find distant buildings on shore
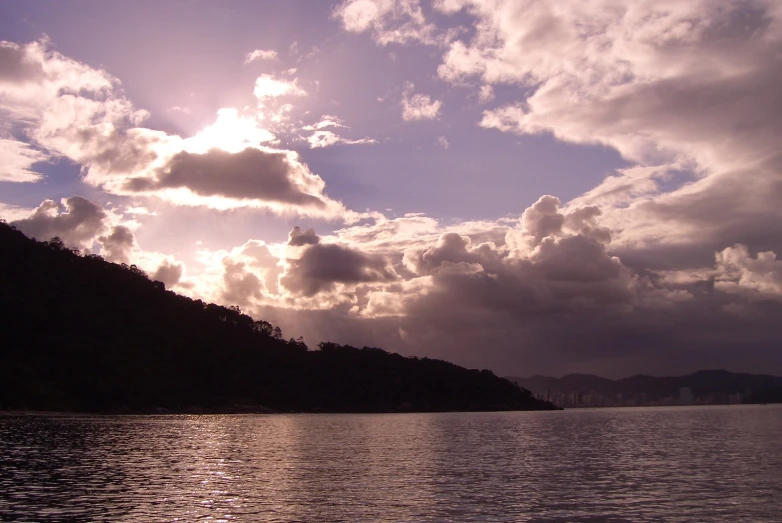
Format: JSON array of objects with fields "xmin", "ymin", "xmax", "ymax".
[{"xmin": 535, "ymin": 388, "xmax": 745, "ymax": 408}]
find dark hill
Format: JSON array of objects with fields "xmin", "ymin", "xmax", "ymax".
[{"xmin": 0, "ymin": 221, "xmax": 555, "ymax": 413}]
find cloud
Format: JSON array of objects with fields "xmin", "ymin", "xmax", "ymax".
[
  {"xmin": 334, "ymin": 0, "xmax": 447, "ymax": 46},
  {"xmin": 167, "ymin": 106, "xmax": 191, "ymax": 115},
  {"xmin": 1, "ymin": 40, "xmax": 357, "ymax": 220},
  {"xmin": 401, "ymin": 82, "xmax": 442, "ymax": 120},
  {"xmin": 8, "ymin": 196, "xmax": 191, "ymax": 291},
  {"xmin": 714, "ymin": 244, "xmax": 782, "ymax": 304},
  {"xmin": 300, "ymin": 115, "xmax": 377, "ymax": 148},
  {"xmin": 129, "ymin": 195, "xmax": 781, "ymax": 376},
  {"xmin": 281, "ymin": 227, "xmax": 398, "ymax": 297},
  {"xmin": 221, "ymin": 258, "xmax": 265, "ymax": 307},
  {"xmin": 0, "ymin": 202, "xmax": 35, "ymax": 222},
  {"xmin": 437, "ymin": 136, "xmax": 449, "ymax": 149},
  {"xmin": 477, "ymin": 84, "xmax": 493, "ymax": 103},
  {"xmin": 288, "ymin": 226, "xmax": 320, "ymax": 247},
  {"xmin": 262, "ymin": 197, "xmax": 782, "ymax": 376},
  {"xmin": 10, "ymin": 196, "xmax": 109, "ymax": 250},
  {"xmin": 98, "ymin": 225, "xmax": 136, "ymax": 264},
  {"xmin": 253, "ymin": 74, "xmax": 306, "ymax": 102},
  {"xmin": 0, "ymin": 138, "xmax": 48, "ymax": 182},
  {"xmin": 0, "ymin": 40, "xmax": 45, "ymax": 83},
  {"xmin": 244, "ymin": 49, "xmax": 279, "ymax": 64},
  {"xmin": 152, "ymin": 260, "xmax": 184, "ymax": 288},
  {"xmin": 306, "ymin": 130, "xmax": 377, "ymax": 148},
  {"xmin": 427, "ymin": 1, "xmax": 782, "ymax": 254},
  {"xmin": 302, "ymin": 115, "xmax": 347, "ymax": 131},
  {"xmin": 125, "ymin": 147, "xmax": 333, "ymax": 210}
]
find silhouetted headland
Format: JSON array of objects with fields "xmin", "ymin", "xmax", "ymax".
[{"xmin": 0, "ymin": 221, "xmax": 556, "ymax": 413}]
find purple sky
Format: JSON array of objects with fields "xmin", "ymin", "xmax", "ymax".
[{"xmin": 2, "ymin": 1, "xmax": 782, "ymax": 378}]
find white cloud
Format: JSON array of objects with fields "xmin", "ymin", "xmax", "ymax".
[
  {"xmin": 420, "ymin": 1, "xmax": 782, "ymax": 252},
  {"xmin": 401, "ymin": 82, "xmax": 442, "ymax": 120},
  {"xmin": 0, "ymin": 138, "xmax": 47, "ymax": 182},
  {"xmin": 0, "ymin": 202, "xmax": 35, "ymax": 222},
  {"xmin": 437, "ymin": 136, "xmax": 449, "ymax": 149},
  {"xmin": 302, "ymin": 115, "xmax": 348, "ymax": 131},
  {"xmin": 0, "ymin": 40, "xmax": 360, "ymax": 221},
  {"xmin": 714, "ymin": 244, "xmax": 782, "ymax": 303},
  {"xmin": 306, "ymin": 130, "xmax": 377, "ymax": 149},
  {"xmin": 244, "ymin": 49, "xmax": 279, "ymax": 64},
  {"xmin": 477, "ymin": 84, "xmax": 494, "ymax": 103},
  {"xmin": 167, "ymin": 106, "xmax": 191, "ymax": 115},
  {"xmin": 253, "ymin": 74, "xmax": 307, "ymax": 102},
  {"xmin": 334, "ymin": 0, "xmax": 447, "ymax": 46}
]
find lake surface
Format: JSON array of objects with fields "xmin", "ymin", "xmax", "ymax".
[{"xmin": 1, "ymin": 405, "xmax": 781, "ymax": 522}]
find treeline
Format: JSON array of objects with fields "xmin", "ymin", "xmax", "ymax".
[{"xmin": 0, "ymin": 221, "xmax": 555, "ymax": 413}]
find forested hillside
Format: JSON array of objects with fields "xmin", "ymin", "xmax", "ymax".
[{"xmin": 0, "ymin": 221, "xmax": 555, "ymax": 413}]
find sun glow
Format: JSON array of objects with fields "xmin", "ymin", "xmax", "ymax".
[{"xmin": 184, "ymin": 108, "xmax": 277, "ymax": 154}]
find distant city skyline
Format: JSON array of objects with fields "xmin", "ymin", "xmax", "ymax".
[{"xmin": 511, "ymin": 369, "xmax": 782, "ymax": 408}]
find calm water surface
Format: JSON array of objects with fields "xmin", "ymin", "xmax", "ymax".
[{"xmin": 1, "ymin": 405, "xmax": 781, "ymax": 522}]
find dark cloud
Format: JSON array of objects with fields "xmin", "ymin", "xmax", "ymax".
[
  {"xmin": 152, "ymin": 260, "xmax": 184, "ymax": 288},
  {"xmin": 11, "ymin": 196, "xmax": 108, "ymax": 250},
  {"xmin": 288, "ymin": 226, "xmax": 320, "ymax": 246},
  {"xmin": 221, "ymin": 258, "xmax": 264, "ymax": 307},
  {"xmin": 127, "ymin": 148, "xmax": 327, "ymax": 208},
  {"xmin": 281, "ymin": 228, "xmax": 397, "ymax": 297},
  {"xmin": 98, "ymin": 225, "xmax": 135, "ymax": 264},
  {"xmin": 253, "ymin": 278, "xmax": 782, "ymax": 378}
]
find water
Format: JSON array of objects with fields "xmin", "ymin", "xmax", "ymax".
[{"xmin": 1, "ymin": 405, "xmax": 781, "ymax": 522}]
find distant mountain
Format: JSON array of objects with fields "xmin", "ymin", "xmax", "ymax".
[
  {"xmin": 507, "ymin": 370, "xmax": 782, "ymax": 404},
  {"xmin": 0, "ymin": 221, "xmax": 556, "ymax": 413}
]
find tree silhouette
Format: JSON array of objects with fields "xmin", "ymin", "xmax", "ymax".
[{"xmin": 0, "ymin": 221, "xmax": 556, "ymax": 413}]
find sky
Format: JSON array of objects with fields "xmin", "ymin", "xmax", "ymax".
[{"xmin": 2, "ymin": 0, "xmax": 782, "ymax": 378}]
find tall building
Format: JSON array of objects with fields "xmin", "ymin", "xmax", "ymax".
[{"xmin": 679, "ymin": 387, "xmax": 694, "ymax": 405}]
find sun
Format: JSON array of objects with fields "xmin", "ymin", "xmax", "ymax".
[{"xmin": 184, "ymin": 108, "xmax": 276, "ymax": 154}]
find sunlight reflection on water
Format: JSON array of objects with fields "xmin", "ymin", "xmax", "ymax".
[{"xmin": 1, "ymin": 405, "xmax": 781, "ymax": 522}]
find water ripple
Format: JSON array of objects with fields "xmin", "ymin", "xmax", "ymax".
[{"xmin": 1, "ymin": 405, "xmax": 781, "ymax": 522}]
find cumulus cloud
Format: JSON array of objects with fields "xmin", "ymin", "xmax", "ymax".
[
  {"xmin": 278, "ymin": 196, "xmax": 775, "ymax": 376},
  {"xmin": 149, "ymin": 194, "xmax": 781, "ymax": 376},
  {"xmin": 714, "ymin": 244, "xmax": 782, "ymax": 304},
  {"xmin": 0, "ymin": 40, "xmax": 356, "ymax": 220},
  {"xmin": 98, "ymin": 225, "xmax": 136, "ymax": 264},
  {"xmin": 221, "ymin": 258, "xmax": 265, "ymax": 307},
  {"xmin": 281, "ymin": 227, "xmax": 398, "ymax": 297},
  {"xmin": 244, "ymin": 49, "xmax": 279, "ymax": 64},
  {"xmin": 8, "ymin": 195, "xmax": 191, "ymax": 292},
  {"xmin": 152, "ymin": 260, "xmax": 184, "ymax": 288},
  {"xmin": 11, "ymin": 196, "xmax": 109, "ymax": 250},
  {"xmin": 427, "ymin": 1, "xmax": 782, "ymax": 252},
  {"xmin": 288, "ymin": 226, "xmax": 320, "ymax": 247},
  {"xmin": 401, "ymin": 82, "xmax": 442, "ymax": 120},
  {"xmin": 332, "ymin": 2, "xmax": 782, "ymax": 269},
  {"xmin": 125, "ymin": 147, "xmax": 332, "ymax": 211}
]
